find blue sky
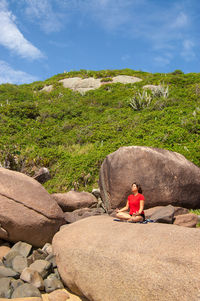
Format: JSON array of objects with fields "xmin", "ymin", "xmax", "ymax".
[{"xmin": 0, "ymin": 0, "xmax": 200, "ymax": 84}]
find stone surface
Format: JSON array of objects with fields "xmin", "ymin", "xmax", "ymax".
[
  {"xmin": 20, "ymin": 268, "xmax": 44, "ymax": 290},
  {"xmin": 10, "ymin": 279, "xmax": 24, "ymax": 290},
  {"xmin": 11, "ymin": 283, "xmax": 41, "ymax": 298},
  {"xmin": 3, "ymin": 250, "xmax": 21, "ymax": 268},
  {"xmin": 0, "ymin": 277, "xmax": 12, "ymax": 298},
  {"xmin": 29, "ymin": 260, "xmax": 52, "ymax": 279},
  {"xmin": 12, "ymin": 255, "xmax": 28, "ymax": 273},
  {"xmin": 173, "ymin": 207, "xmax": 189, "ymax": 216},
  {"xmin": 11, "ymin": 241, "xmax": 32, "ymax": 258},
  {"xmin": 0, "ymin": 167, "xmax": 65, "ymax": 247},
  {"xmin": 53, "ymin": 215, "xmax": 200, "ymax": 301},
  {"xmin": 44, "ymin": 273, "xmax": 64, "ymax": 293},
  {"xmin": 0, "ymin": 246, "xmax": 10, "ymax": 260},
  {"xmin": 64, "ymin": 208, "xmax": 105, "ymax": 223},
  {"xmin": 0, "ymin": 266, "xmax": 19, "ymax": 278},
  {"xmin": 99, "ymin": 146, "xmax": 200, "ymax": 210},
  {"xmin": 112, "ymin": 75, "xmax": 142, "ymax": 84},
  {"xmin": 174, "ymin": 213, "xmax": 198, "ymax": 227},
  {"xmin": 42, "ymin": 243, "xmax": 53, "ymax": 255},
  {"xmin": 52, "ymin": 191, "xmax": 97, "ymax": 212},
  {"xmin": 48, "ymin": 289, "xmax": 70, "ymax": 301}
]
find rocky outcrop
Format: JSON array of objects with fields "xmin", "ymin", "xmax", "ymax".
[
  {"xmin": 99, "ymin": 146, "xmax": 200, "ymax": 210},
  {"xmin": 53, "ymin": 215, "xmax": 200, "ymax": 301},
  {"xmin": 52, "ymin": 191, "xmax": 98, "ymax": 212},
  {"xmin": 0, "ymin": 168, "xmax": 65, "ymax": 247},
  {"xmin": 40, "ymin": 76, "xmax": 142, "ymax": 94}
]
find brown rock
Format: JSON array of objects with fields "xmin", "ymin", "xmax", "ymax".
[
  {"xmin": 0, "ymin": 167, "xmax": 65, "ymax": 247},
  {"xmin": 53, "ymin": 215, "xmax": 200, "ymax": 301},
  {"xmin": 99, "ymin": 146, "xmax": 200, "ymax": 210},
  {"xmin": 52, "ymin": 191, "xmax": 97, "ymax": 212},
  {"xmin": 48, "ymin": 289, "xmax": 70, "ymax": 301},
  {"xmin": 0, "ymin": 246, "xmax": 10, "ymax": 260},
  {"xmin": 174, "ymin": 213, "xmax": 198, "ymax": 227}
]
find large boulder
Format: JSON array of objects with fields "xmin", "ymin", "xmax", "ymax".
[
  {"xmin": 53, "ymin": 215, "xmax": 200, "ymax": 301},
  {"xmin": 52, "ymin": 191, "xmax": 97, "ymax": 212},
  {"xmin": 99, "ymin": 146, "xmax": 200, "ymax": 210},
  {"xmin": 0, "ymin": 168, "xmax": 65, "ymax": 247}
]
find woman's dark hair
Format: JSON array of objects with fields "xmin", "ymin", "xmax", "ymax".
[{"xmin": 131, "ymin": 182, "xmax": 142, "ymax": 193}]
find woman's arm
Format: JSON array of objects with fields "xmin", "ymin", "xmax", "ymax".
[
  {"xmin": 136, "ymin": 200, "xmax": 145, "ymax": 215},
  {"xmin": 116, "ymin": 201, "xmax": 129, "ymax": 213}
]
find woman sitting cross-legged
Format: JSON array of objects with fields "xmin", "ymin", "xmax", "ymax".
[{"xmin": 116, "ymin": 182, "xmax": 145, "ymax": 222}]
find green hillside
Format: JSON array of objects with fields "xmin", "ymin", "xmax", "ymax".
[{"xmin": 0, "ymin": 69, "xmax": 200, "ymax": 195}]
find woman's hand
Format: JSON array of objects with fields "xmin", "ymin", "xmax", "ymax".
[{"xmin": 116, "ymin": 208, "xmax": 120, "ymax": 213}]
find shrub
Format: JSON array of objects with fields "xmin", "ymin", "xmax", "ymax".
[{"xmin": 129, "ymin": 91, "xmax": 152, "ymax": 111}]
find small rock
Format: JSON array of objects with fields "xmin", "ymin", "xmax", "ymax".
[
  {"xmin": 3, "ymin": 250, "xmax": 21, "ymax": 268},
  {"xmin": 12, "ymin": 255, "xmax": 28, "ymax": 273},
  {"xmin": 29, "ymin": 259, "xmax": 52, "ymax": 279},
  {"xmin": 28, "ymin": 249, "xmax": 47, "ymax": 262},
  {"xmin": 44, "ymin": 273, "xmax": 64, "ymax": 293},
  {"xmin": 11, "ymin": 283, "xmax": 41, "ymax": 298},
  {"xmin": 20, "ymin": 267, "xmax": 44, "ymax": 290},
  {"xmin": 42, "ymin": 243, "xmax": 53, "ymax": 255},
  {"xmin": 174, "ymin": 213, "xmax": 198, "ymax": 228},
  {"xmin": 11, "ymin": 241, "xmax": 32, "ymax": 258},
  {"xmin": 0, "ymin": 245, "xmax": 10, "ymax": 260},
  {"xmin": 11, "ymin": 278, "xmax": 24, "ymax": 290},
  {"xmin": 45, "ymin": 253, "xmax": 57, "ymax": 268},
  {"xmin": 0, "ymin": 266, "xmax": 19, "ymax": 278},
  {"xmin": 48, "ymin": 289, "xmax": 70, "ymax": 301},
  {"xmin": 0, "ymin": 277, "xmax": 12, "ymax": 298},
  {"xmin": 33, "ymin": 167, "xmax": 51, "ymax": 184}
]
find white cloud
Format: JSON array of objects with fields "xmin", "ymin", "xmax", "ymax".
[
  {"xmin": 22, "ymin": 0, "xmax": 64, "ymax": 33},
  {"xmin": 0, "ymin": 1, "xmax": 43, "ymax": 59},
  {"xmin": 0, "ymin": 60, "xmax": 38, "ymax": 84}
]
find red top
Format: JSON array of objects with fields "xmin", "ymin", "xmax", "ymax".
[{"xmin": 128, "ymin": 193, "xmax": 145, "ymax": 215}]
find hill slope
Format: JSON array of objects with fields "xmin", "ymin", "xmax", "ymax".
[{"xmin": 0, "ymin": 69, "xmax": 199, "ymax": 194}]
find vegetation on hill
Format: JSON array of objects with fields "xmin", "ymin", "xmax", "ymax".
[{"xmin": 0, "ymin": 69, "xmax": 200, "ymax": 198}]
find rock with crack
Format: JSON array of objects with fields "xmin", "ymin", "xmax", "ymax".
[{"xmin": 0, "ymin": 168, "xmax": 65, "ymax": 247}]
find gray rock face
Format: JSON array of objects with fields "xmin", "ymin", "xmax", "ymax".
[
  {"xmin": 0, "ymin": 167, "xmax": 65, "ymax": 247},
  {"xmin": 99, "ymin": 146, "xmax": 200, "ymax": 210},
  {"xmin": 53, "ymin": 215, "xmax": 200, "ymax": 301},
  {"xmin": 11, "ymin": 283, "xmax": 41, "ymax": 298}
]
